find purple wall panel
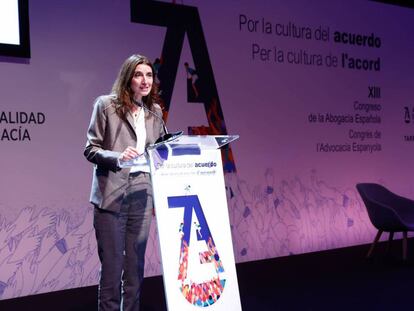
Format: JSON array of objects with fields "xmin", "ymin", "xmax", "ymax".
[{"xmin": 0, "ymin": 0, "xmax": 413, "ymax": 299}]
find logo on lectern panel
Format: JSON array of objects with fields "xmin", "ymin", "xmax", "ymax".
[{"xmin": 168, "ymin": 195, "xmax": 226, "ymax": 307}]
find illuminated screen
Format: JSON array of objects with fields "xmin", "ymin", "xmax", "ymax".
[{"xmin": 0, "ymin": 0, "xmax": 30, "ymax": 58}]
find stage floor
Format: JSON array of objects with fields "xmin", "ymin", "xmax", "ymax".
[{"xmin": 2, "ymin": 239, "xmax": 414, "ymax": 310}]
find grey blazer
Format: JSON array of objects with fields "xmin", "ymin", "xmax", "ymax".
[{"xmin": 84, "ymin": 95, "xmax": 165, "ymax": 212}]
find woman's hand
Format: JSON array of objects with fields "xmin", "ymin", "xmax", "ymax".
[{"xmin": 119, "ymin": 146, "xmax": 140, "ymax": 161}]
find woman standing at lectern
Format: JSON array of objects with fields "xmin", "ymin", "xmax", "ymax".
[{"xmin": 84, "ymin": 54, "xmax": 165, "ymax": 310}]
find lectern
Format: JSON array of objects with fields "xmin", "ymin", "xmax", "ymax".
[{"xmin": 147, "ymin": 135, "xmax": 241, "ymax": 310}]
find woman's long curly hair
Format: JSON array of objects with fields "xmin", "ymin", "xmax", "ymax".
[{"xmin": 111, "ymin": 54, "xmax": 162, "ymax": 119}]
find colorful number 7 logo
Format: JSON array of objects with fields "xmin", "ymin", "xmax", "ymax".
[{"xmin": 168, "ymin": 195, "xmax": 226, "ymax": 307}]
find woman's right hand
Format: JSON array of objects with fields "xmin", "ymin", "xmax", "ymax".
[{"xmin": 119, "ymin": 146, "xmax": 140, "ymax": 161}]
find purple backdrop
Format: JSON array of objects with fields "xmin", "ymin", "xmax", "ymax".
[{"xmin": 0, "ymin": 0, "xmax": 413, "ymax": 299}]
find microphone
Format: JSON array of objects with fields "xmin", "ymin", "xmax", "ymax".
[
  {"xmin": 137, "ymin": 101, "xmax": 169, "ymax": 134},
  {"xmin": 137, "ymin": 101, "xmax": 183, "ymax": 145}
]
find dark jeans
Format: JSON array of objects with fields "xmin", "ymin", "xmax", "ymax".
[{"xmin": 94, "ymin": 172, "xmax": 153, "ymax": 311}]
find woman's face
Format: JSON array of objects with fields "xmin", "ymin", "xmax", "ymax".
[{"xmin": 131, "ymin": 63, "xmax": 153, "ymax": 102}]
